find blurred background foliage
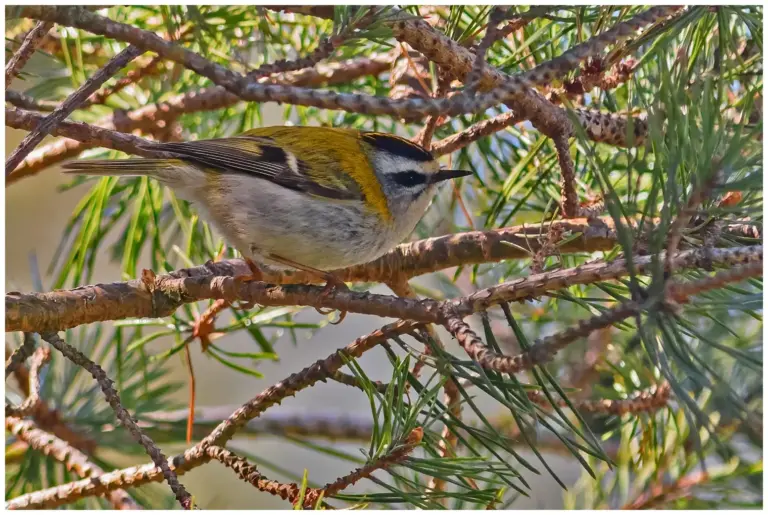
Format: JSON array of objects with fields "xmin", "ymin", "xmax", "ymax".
[{"xmin": 5, "ymin": 5, "xmax": 762, "ymax": 509}]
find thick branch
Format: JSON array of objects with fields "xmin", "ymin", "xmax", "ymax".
[
  {"xmin": 4, "ymin": 217, "xmax": 615, "ymax": 332},
  {"xmin": 7, "ymin": 243, "xmax": 761, "ymax": 335}
]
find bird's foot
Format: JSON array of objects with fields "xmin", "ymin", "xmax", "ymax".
[
  {"xmin": 229, "ymin": 258, "xmax": 263, "ymax": 310},
  {"xmin": 316, "ymin": 273, "xmax": 349, "ymax": 325}
]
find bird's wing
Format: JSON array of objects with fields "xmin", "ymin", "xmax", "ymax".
[{"xmin": 144, "ymin": 136, "xmax": 363, "ymax": 201}]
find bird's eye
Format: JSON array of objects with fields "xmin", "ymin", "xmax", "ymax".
[{"xmin": 393, "ymin": 171, "xmax": 426, "ymax": 188}]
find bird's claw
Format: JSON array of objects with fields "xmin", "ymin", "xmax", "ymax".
[{"xmin": 315, "ymin": 274, "xmax": 349, "ymax": 324}]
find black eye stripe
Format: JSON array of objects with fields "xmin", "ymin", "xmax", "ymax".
[{"xmin": 393, "ymin": 171, "xmax": 427, "ymax": 187}]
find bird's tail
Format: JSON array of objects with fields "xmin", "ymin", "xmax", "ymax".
[{"xmin": 61, "ymin": 158, "xmax": 188, "ymax": 181}]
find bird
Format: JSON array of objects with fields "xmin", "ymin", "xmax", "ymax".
[{"xmin": 62, "ymin": 126, "xmax": 472, "ymax": 292}]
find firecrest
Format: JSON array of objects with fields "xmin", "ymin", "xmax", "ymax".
[{"xmin": 62, "ymin": 126, "xmax": 471, "ymax": 285}]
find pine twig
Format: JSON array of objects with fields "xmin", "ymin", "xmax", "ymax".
[
  {"xmin": 39, "ymin": 331, "xmax": 193, "ymax": 510},
  {"xmin": 5, "ymin": 45, "xmax": 145, "ymax": 175},
  {"xmin": 554, "ymin": 132, "xmax": 580, "ymax": 218},
  {"xmin": 665, "ymin": 261, "xmax": 764, "ymax": 305},
  {"xmin": 5, "ymin": 346, "xmax": 50, "ymax": 417},
  {"xmin": 6, "ymin": 332, "xmax": 37, "ymax": 379},
  {"xmin": 5, "ymin": 20, "xmax": 53, "ymax": 88},
  {"xmin": 203, "ymin": 446, "xmax": 318, "ymax": 506},
  {"xmin": 5, "ymin": 90, "xmax": 59, "ymax": 111},
  {"xmin": 446, "ymin": 253, "xmax": 762, "ymax": 376},
  {"xmin": 330, "ymin": 370, "xmax": 389, "ymax": 394},
  {"xmin": 465, "ymin": 7, "xmax": 508, "ymax": 94},
  {"xmin": 5, "ymin": 445, "xmax": 211, "ymax": 510},
  {"xmin": 444, "ymin": 301, "xmax": 640, "ymax": 375},
  {"xmin": 526, "ymin": 381, "xmax": 671, "ymax": 416},
  {"xmin": 514, "ymin": 6, "xmax": 683, "ymax": 89},
  {"xmin": 665, "ymin": 169, "xmax": 720, "ymax": 272},
  {"xmin": 143, "ymin": 407, "xmax": 375, "ymax": 441},
  {"xmin": 386, "ymin": 279, "xmax": 463, "ymax": 499},
  {"xmin": 318, "ymin": 427, "xmax": 423, "ymax": 505},
  {"xmin": 6, "ymin": 106, "xmax": 159, "ymax": 159},
  {"xmin": 431, "ymin": 111, "xmax": 524, "ymax": 156},
  {"xmin": 5, "ymin": 417, "xmax": 139, "ymax": 510},
  {"xmin": 5, "ymin": 343, "xmax": 98, "ymax": 454},
  {"xmin": 83, "ymin": 54, "xmax": 164, "ymax": 107},
  {"xmin": 622, "ymin": 469, "xmax": 710, "ymax": 509}
]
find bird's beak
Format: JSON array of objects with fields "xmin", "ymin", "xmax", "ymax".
[{"xmin": 429, "ymin": 169, "xmax": 473, "ymax": 184}]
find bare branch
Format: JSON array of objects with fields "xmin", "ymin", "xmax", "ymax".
[
  {"xmin": 39, "ymin": 331, "xmax": 193, "ymax": 510},
  {"xmin": 6, "ymin": 333, "xmax": 36, "ymax": 379},
  {"xmin": 5, "ymin": 21, "xmax": 53, "ymax": 88},
  {"xmin": 5, "ymin": 417, "xmax": 139, "ymax": 510},
  {"xmin": 5, "ymin": 346, "xmax": 49, "ymax": 417},
  {"xmin": 5, "ymin": 90, "xmax": 58, "ymax": 111},
  {"xmin": 5, "ymin": 45, "xmax": 145, "ymax": 175}
]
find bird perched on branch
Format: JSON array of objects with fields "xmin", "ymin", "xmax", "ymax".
[{"xmin": 63, "ymin": 126, "xmax": 472, "ymax": 293}]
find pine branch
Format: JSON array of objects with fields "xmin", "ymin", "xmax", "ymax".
[
  {"xmin": 8, "ymin": 244, "xmax": 761, "ymax": 333},
  {"xmin": 445, "ymin": 257, "xmax": 762, "ymax": 376},
  {"xmin": 5, "ymin": 320, "xmax": 419, "ymax": 509},
  {"xmin": 15, "ymin": 6, "xmax": 668, "ymax": 146},
  {"xmin": 6, "ymin": 52, "xmax": 395, "ymax": 184}
]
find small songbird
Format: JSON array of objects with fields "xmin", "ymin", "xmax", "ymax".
[{"xmin": 62, "ymin": 126, "xmax": 472, "ymax": 288}]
